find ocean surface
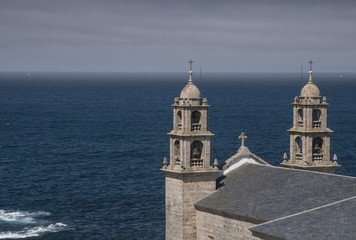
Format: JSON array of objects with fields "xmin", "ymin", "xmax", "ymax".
[{"xmin": 0, "ymin": 72, "xmax": 355, "ymax": 239}]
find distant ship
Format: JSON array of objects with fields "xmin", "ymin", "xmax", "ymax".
[
  {"xmin": 339, "ymin": 74, "xmax": 343, "ymax": 78},
  {"xmin": 27, "ymin": 73, "xmax": 31, "ymax": 77}
]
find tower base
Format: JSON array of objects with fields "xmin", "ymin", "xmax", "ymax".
[{"xmin": 161, "ymin": 168, "xmax": 219, "ymax": 240}]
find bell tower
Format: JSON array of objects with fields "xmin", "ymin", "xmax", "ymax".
[
  {"xmin": 281, "ymin": 61, "xmax": 340, "ymax": 173},
  {"xmin": 161, "ymin": 61, "xmax": 219, "ymax": 240}
]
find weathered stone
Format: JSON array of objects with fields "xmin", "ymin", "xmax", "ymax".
[
  {"xmin": 281, "ymin": 69, "xmax": 340, "ymax": 173},
  {"xmin": 196, "ymin": 210, "xmax": 261, "ymax": 240},
  {"xmin": 162, "ymin": 69, "xmax": 219, "ymax": 240}
]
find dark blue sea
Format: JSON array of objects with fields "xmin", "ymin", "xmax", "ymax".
[{"xmin": 0, "ymin": 72, "xmax": 355, "ymax": 239}]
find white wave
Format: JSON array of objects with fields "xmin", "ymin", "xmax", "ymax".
[
  {"xmin": 0, "ymin": 223, "xmax": 67, "ymax": 239},
  {"xmin": 0, "ymin": 210, "xmax": 50, "ymax": 224}
]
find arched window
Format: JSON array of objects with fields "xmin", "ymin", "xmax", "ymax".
[
  {"xmin": 313, "ymin": 137, "xmax": 323, "ymax": 154},
  {"xmin": 295, "ymin": 137, "xmax": 303, "ymax": 160},
  {"xmin": 174, "ymin": 140, "xmax": 180, "ymax": 165},
  {"xmin": 312, "ymin": 109, "xmax": 321, "ymax": 128},
  {"xmin": 313, "ymin": 137, "xmax": 323, "ymax": 161},
  {"xmin": 297, "ymin": 109, "xmax": 303, "ymax": 127},
  {"xmin": 312, "ymin": 109, "xmax": 321, "ymax": 121},
  {"xmin": 298, "ymin": 109, "xmax": 303, "ymax": 120},
  {"xmin": 191, "ymin": 141, "xmax": 203, "ymax": 166},
  {"xmin": 177, "ymin": 111, "xmax": 182, "ymax": 130},
  {"xmin": 295, "ymin": 137, "xmax": 302, "ymax": 153},
  {"xmin": 191, "ymin": 111, "xmax": 201, "ymax": 131}
]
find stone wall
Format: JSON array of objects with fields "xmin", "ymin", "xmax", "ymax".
[
  {"xmin": 165, "ymin": 172, "xmax": 217, "ymax": 240},
  {"xmin": 166, "ymin": 177, "xmax": 183, "ymax": 240},
  {"xmin": 196, "ymin": 210, "xmax": 262, "ymax": 240}
]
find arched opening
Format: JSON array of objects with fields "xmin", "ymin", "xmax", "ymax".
[
  {"xmin": 298, "ymin": 109, "xmax": 303, "ymax": 127},
  {"xmin": 298, "ymin": 109, "xmax": 303, "ymax": 120},
  {"xmin": 312, "ymin": 109, "xmax": 321, "ymax": 128},
  {"xmin": 312, "ymin": 109, "xmax": 321, "ymax": 121},
  {"xmin": 313, "ymin": 137, "xmax": 323, "ymax": 161},
  {"xmin": 295, "ymin": 137, "xmax": 302, "ymax": 153},
  {"xmin": 191, "ymin": 111, "xmax": 201, "ymax": 131},
  {"xmin": 174, "ymin": 140, "xmax": 180, "ymax": 165},
  {"xmin": 191, "ymin": 141, "xmax": 203, "ymax": 166},
  {"xmin": 177, "ymin": 111, "xmax": 182, "ymax": 130},
  {"xmin": 295, "ymin": 137, "xmax": 302, "ymax": 160}
]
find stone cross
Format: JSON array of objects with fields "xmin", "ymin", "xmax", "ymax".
[
  {"xmin": 309, "ymin": 60, "xmax": 314, "ymax": 71},
  {"xmin": 239, "ymin": 132, "xmax": 247, "ymax": 147},
  {"xmin": 188, "ymin": 59, "xmax": 194, "ymax": 71}
]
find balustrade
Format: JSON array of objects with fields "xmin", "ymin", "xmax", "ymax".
[
  {"xmin": 191, "ymin": 158, "xmax": 203, "ymax": 167},
  {"xmin": 295, "ymin": 153, "xmax": 303, "ymax": 161},
  {"xmin": 191, "ymin": 123, "xmax": 201, "ymax": 132},
  {"xmin": 298, "ymin": 121, "xmax": 303, "ymax": 127},
  {"xmin": 313, "ymin": 153, "xmax": 323, "ymax": 161},
  {"xmin": 312, "ymin": 121, "xmax": 321, "ymax": 128}
]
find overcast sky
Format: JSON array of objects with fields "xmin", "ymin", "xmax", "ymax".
[{"xmin": 0, "ymin": 0, "xmax": 355, "ymax": 72}]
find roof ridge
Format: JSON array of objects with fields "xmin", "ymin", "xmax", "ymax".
[
  {"xmin": 249, "ymin": 195, "xmax": 356, "ymax": 230},
  {"xmin": 258, "ymin": 164, "xmax": 356, "ymax": 180}
]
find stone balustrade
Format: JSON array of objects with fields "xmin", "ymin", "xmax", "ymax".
[
  {"xmin": 191, "ymin": 123, "xmax": 201, "ymax": 131},
  {"xmin": 191, "ymin": 158, "xmax": 203, "ymax": 167},
  {"xmin": 298, "ymin": 120, "xmax": 303, "ymax": 127},
  {"xmin": 312, "ymin": 121, "xmax": 321, "ymax": 128},
  {"xmin": 313, "ymin": 153, "xmax": 323, "ymax": 161}
]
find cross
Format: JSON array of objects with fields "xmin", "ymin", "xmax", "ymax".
[
  {"xmin": 309, "ymin": 60, "xmax": 314, "ymax": 71},
  {"xmin": 188, "ymin": 59, "xmax": 194, "ymax": 71},
  {"xmin": 238, "ymin": 132, "xmax": 247, "ymax": 147}
]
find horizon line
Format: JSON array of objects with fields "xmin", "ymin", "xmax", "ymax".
[{"xmin": 0, "ymin": 71, "xmax": 354, "ymax": 74}]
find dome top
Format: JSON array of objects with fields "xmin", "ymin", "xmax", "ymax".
[
  {"xmin": 180, "ymin": 71, "xmax": 201, "ymax": 99},
  {"xmin": 300, "ymin": 71, "xmax": 320, "ymax": 97}
]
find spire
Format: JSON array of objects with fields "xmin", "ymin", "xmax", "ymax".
[
  {"xmin": 308, "ymin": 60, "xmax": 314, "ymax": 83},
  {"xmin": 188, "ymin": 71, "xmax": 193, "ymax": 85},
  {"xmin": 309, "ymin": 70, "xmax": 313, "ymax": 83},
  {"xmin": 188, "ymin": 59, "xmax": 194, "ymax": 71},
  {"xmin": 301, "ymin": 60, "xmax": 320, "ymax": 97},
  {"xmin": 188, "ymin": 59, "xmax": 194, "ymax": 85}
]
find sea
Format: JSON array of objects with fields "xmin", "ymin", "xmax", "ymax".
[{"xmin": 0, "ymin": 72, "xmax": 355, "ymax": 239}]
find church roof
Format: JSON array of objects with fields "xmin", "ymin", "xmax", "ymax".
[
  {"xmin": 194, "ymin": 163, "xmax": 356, "ymax": 223},
  {"xmin": 250, "ymin": 196, "xmax": 356, "ymax": 240}
]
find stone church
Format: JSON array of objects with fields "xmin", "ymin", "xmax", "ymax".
[{"xmin": 161, "ymin": 63, "xmax": 356, "ymax": 240}]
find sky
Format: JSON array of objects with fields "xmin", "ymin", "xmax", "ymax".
[{"xmin": 0, "ymin": 0, "xmax": 355, "ymax": 72}]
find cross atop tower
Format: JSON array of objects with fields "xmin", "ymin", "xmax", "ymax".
[
  {"xmin": 309, "ymin": 60, "xmax": 314, "ymax": 71},
  {"xmin": 188, "ymin": 59, "xmax": 194, "ymax": 71},
  {"xmin": 239, "ymin": 132, "xmax": 247, "ymax": 147}
]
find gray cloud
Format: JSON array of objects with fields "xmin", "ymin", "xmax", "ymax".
[{"xmin": 0, "ymin": 0, "xmax": 355, "ymax": 72}]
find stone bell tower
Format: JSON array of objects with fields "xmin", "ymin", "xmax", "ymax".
[
  {"xmin": 161, "ymin": 61, "xmax": 219, "ymax": 240},
  {"xmin": 281, "ymin": 61, "xmax": 340, "ymax": 173}
]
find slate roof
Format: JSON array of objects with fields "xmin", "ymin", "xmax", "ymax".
[
  {"xmin": 194, "ymin": 163, "xmax": 356, "ymax": 223},
  {"xmin": 249, "ymin": 196, "xmax": 356, "ymax": 240}
]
